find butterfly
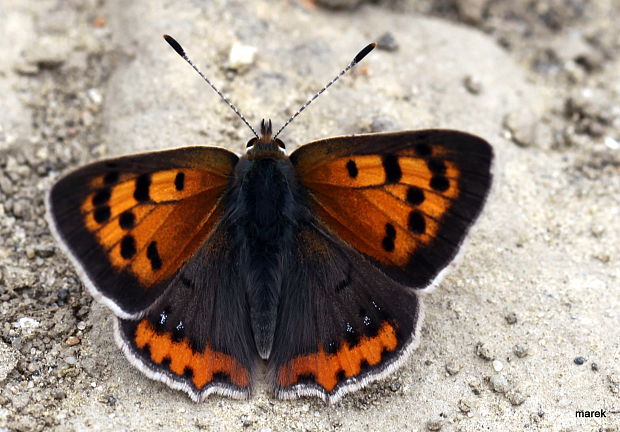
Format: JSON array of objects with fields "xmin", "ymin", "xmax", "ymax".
[{"xmin": 46, "ymin": 35, "xmax": 493, "ymax": 403}]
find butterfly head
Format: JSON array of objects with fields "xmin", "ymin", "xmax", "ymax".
[{"xmin": 246, "ymin": 119, "xmax": 286, "ymax": 159}]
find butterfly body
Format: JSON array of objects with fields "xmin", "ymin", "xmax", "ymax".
[{"xmin": 228, "ymin": 140, "xmax": 309, "ymax": 360}]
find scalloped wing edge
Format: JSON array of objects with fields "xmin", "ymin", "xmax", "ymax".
[
  {"xmin": 274, "ymin": 296, "xmax": 425, "ymax": 404},
  {"xmin": 113, "ymin": 318, "xmax": 251, "ymax": 401}
]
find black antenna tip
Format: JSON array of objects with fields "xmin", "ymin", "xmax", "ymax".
[
  {"xmin": 353, "ymin": 42, "xmax": 377, "ymax": 64},
  {"xmin": 163, "ymin": 34, "xmax": 185, "ymax": 57}
]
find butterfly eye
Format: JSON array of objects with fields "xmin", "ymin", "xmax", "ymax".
[
  {"xmin": 275, "ymin": 138, "xmax": 286, "ymax": 149},
  {"xmin": 246, "ymin": 137, "xmax": 258, "ymax": 148}
]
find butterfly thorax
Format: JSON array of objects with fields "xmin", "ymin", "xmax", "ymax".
[
  {"xmin": 246, "ymin": 118, "xmax": 286, "ymax": 160},
  {"xmin": 227, "ymin": 150, "xmax": 309, "ymax": 359}
]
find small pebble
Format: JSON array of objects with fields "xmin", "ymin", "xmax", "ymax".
[
  {"xmin": 17, "ymin": 317, "xmax": 40, "ymax": 330},
  {"xmin": 26, "ymin": 247, "xmax": 36, "ymax": 260},
  {"xmin": 65, "ymin": 336, "xmax": 80, "ymax": 346},
  {"xmin": 35, "ymin": 245, "xmax": 55, "ymax": 258},
  {"xmin": 506, "ymin": 390, "xmax": 528, "ymax": 406},
  {"xmin": 426, "ymin": 419, "xmax": 443, "ymax": 431},
  {"xmin": 314, "ymin": 0, "xmax": 364, "ymax": 9},
  {"xmin": 574, "ymin": 356, "xmax": 586, "ymax": 365},
  {"xmin": 463, "ymin": 75, "xmax": 482, "ymax": 94},
  {"xmin": 64, "ymin": 356, "xmax": 77, "ymax": 365},
  {"xmin": 604, "ymin": 136, "xmax": 620, "ymax": 150},
  {"xmin": 468, "ymin": 377, "xmax": 482, "ymax": 395},
  {"xmin": 389, "ymin": 381, "xmax": 401, "ymax": 392},
  {"xmin": 458, "ymin": 398, "xmax": 473, "ymax": 413},
  {"xmin": 455, "ymin": 0, "xmax": 486, "ymax": 23},
  {"xmin": 504, "ymin": 312, "xmax": 518, "ymax": 325},
  {"xmin": 591, "ymin": 362, "xmax": 599, "ymax": 371},
  {"xmin": 445, "ymin": 361, "xmax": 461, "ymax": 376},
  {"xmin": 87, "ymin": 88, "xmax": 103, "ymax": 105},
  {"xmin": 377, "ymin": 32, "xmax": 398, "ymax": 52},
  {"xmin": 503, "ymin": 111, "xmax": 537, "ymax": 147},
  {"xmin": 228, "ymin": 42, "xmax": 257, "ymax": 71},
  {"xmin": 241, "ymin": 414, "xmax": 254, "ymax": 427},
  {"xmin": 475, "ymin": 342, "xmax": 494, "ymax": 360},
  {"xmin": 57, "ymin": 288, "xmax": 69, "ymax": 303},
  {"xmin": 489, "ymin": 374, "xmax": 510, "ymax": 393},
  {"xmin": 492, "ymin": 360, "xmax": 504, "ymax": 372},
  {"xmin": 513, "ymin": 344, "xmax": 530, "ymax": 358}
]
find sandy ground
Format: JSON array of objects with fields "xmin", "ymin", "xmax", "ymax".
[{"xmin": 1, "ymin": 0, "xmax": 619, "ymax": 431}]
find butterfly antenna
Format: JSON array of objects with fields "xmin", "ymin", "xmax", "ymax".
[
  {"xmin": 163, "ymin": 34, "xmax": 259, "ymax": 138},
  {"xmin": 273, "ymin": 42, "xmax": 377, "ymax": 140}
]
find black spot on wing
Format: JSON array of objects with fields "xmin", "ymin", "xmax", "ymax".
[
  {"xmin": 94, "ymin": 206, "xmax": 111, "ymax": 223},
  {"xmin": 147, "ymin": 241, "xmax": 162, "ymax": 271},
  {"xmin": 183, "ymin": 367, "xmax": 194, "ymax": 380},
  {"xmin": 120, "ymin": 235, "xmax": 137, "ymax": 259},
  {"xmin": 382, "ymin": 223, "xmax": 396, "ymax": 252},
  {"xmin": 92, "ymin": 188, "xmax": 111, "ymax": 206},
  {"xmin": 406, "ymin": 186, "xmax": 425, "ymax": 205},
  {"xmin": 360, "ymin": 310, "xmax": 380, "ymax": 338},
  {"xmin": 382, "ymin": 154, "xmax": 402, "ymax": 184},
  {"xmin": 296, "ymin": 373, "xmax": 317, "ymax": 385},
  {"xmin": 408, "ymin": 211, "xmax": 426, "ymax": 234},
  {"xmin": 134, "ymin": 174, "xmax": 151, "ymax": 202},
  {"xmin": 430, "ymin": 176, "xmax": 450, "ymax": 192},
  {"xmin": 346, "ymin": 160, "xmax": 358, "ymax": 179},
  {"xmin": 212, "ymin": 372, "xmax": 233, "ymax": 384},
  {"xmin": 427, "ymin": 158, "xmax": 446, "ymax": 175},
  {"xmin": 175, "ymin": 172, "xmax": 185, "ymax": 191},
  {"xmin": 172, "ymin": 322, "xmax": 184, "ymax": 341},
  {"xmin": 344, "ymin": 323, "xmax": 360, "ymax": 347},
  {"xmin": 336, "ymin": 370, "xmax": 346, "ymax": 382},
  {"xmin": 325, "ymin": 341, "xmax": 340, "ymax": 355},
  {"xmin": 119, "ymin": 211, "xmax": 135, "ymax": 229}
]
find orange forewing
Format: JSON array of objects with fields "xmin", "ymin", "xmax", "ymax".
[
  {"xmin": 296, "ymin": 144, "xmax": 459, "ymax": 266},
  {"xmin": 48, "ymin": 146, "xmax": 239, "ymax": 316},
  {"xmin": 81, "ymin": 168, "xmax": 227, "ymax": 286},
  {"xmin": 291, "ymin": 130, "xmax": 493, "ymax": 288}
]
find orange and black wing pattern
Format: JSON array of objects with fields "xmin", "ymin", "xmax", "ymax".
[
  {"xmin": 290, "ymin": 130, "xmax": 493, "ymax": 289},
  {"xmin": 115, "ymin": 225, "xmax": 257, "ymax": 400},
  {"xmin": 48, "ymin": 146, "xmax": 237, "ymax": 317},
  {"xmin": 48, "ymin": 147, "xmax": 256, "ymax": 399},
  {"xmin": 269, "ymin": 225, "xmax": 421, "ymax": 403}
]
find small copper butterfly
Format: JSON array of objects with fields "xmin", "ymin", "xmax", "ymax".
[{"xmin": 47, "ymin": 35, "xmax": 493, "ymax": 403}]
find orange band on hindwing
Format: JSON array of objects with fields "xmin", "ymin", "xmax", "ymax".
[
  {"xmin": 277, "ymin": 321, "xmax": 399, "ymax": 392},
  {"xmin": 134, "ymin": 319, "xmax": 250, "ymax": 389}
]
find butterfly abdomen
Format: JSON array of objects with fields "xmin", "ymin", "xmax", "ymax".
[{"xmin": 229, "ymin": 157, "xmax": 308, "ymax": 359}]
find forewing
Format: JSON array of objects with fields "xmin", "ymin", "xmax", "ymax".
[
  {"xmin": 47, "ymin": 146, "xmax": 238, "ymax": 317},
  {"xmin": 269, "ymin": 225, "xmax": 421, "ymax": 403},
  {"xmin": 290, "ymin": 130, "xmax": 493, "ymax": 289},
  {"xmin": 116, "ymin": 224, "xmax": 256, "ymax": 400}
]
